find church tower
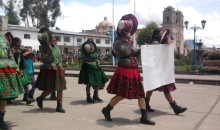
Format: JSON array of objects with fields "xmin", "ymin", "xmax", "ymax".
[{"xmin": 162, "ymin": 6, "xmax": 186, "ymax": 55}]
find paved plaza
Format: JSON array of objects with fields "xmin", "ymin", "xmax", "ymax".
[{"xmin": 4, "ymin": 75, "xmax": 220, "ymax": 130}]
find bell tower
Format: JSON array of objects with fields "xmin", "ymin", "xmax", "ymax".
[{"xmin": 162, "ymin": 6, "xmax": 186, "ymax": 55}]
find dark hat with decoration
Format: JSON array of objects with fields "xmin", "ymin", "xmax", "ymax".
[
  {"xmin": 117, "ymin": 14, "xmax": 138, "ymax": 37},
  {"xmin": 37, "ymin": 27, "xmax": 52, "ymax": 46},
  {"xmin": 81, "ymin": 39, "xmax": 97, "ymax": 54}
]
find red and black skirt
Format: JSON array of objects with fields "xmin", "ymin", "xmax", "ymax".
[
  {"xmin": 106, "ymin": 67, "xmax": 145, "ymax": 99},
  {"xmin": 35, "ymin": 67, "xmax": 66, "ymax": 92},
  {"xmin": 156, "ymin": 83, "xmax": 176, "ymax": 92}
]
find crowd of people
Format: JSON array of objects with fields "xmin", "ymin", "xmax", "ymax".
[{"xmin": 0, "ymin": 14, "xmax": 187, "ymax": 129}]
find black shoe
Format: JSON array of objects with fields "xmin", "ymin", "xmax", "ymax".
[
  {"xmin": 140, "ymin": 109, "xmax": 155, "ymax": 125},
  {"xmin": 36, "ymin": 97, "xmax": 44, "ymax": 109},
  {"xmin": 93, "ymin": 91, "xmax": 103, "ymax": 102},
  {"xmin": 140, "ymin": 117, "xmax": 155, "ymax": 125},
  {"xmin": 56, "ymin": 100, "xmax": 65, "ymax": 113},
  {"xmin": 0, "ymin": 112, "xmax": 9, "ymax": 129},
  {"xmin": 50, "ymin": 92, "xmax": 57, "ymax": 100},
  {"xmin": 146, "ymin": 106, "xmax": 154, "ymax": 112},
  {"xmin": 29, "ymin": 95, "xmax": 35, "ymax": 102},
  {"xmin": 93, "ymin": 96, "xmax": 103, "ymax": 102},
  {"xmin": 87, "ymin": 97, "xmax": 94, "ymax": 103},
  {"xmin": 24, "ymin": 93, "xmax": 32, "ymax": 105},
  {"xmin": 170, "ymin": 101, "xmax": 187, "ymax": 115},
  {"xmin": 7, "ymin": 100, "xmax": 13, "ymax": 105},
  {"xmin": 145, "ymin": 98, "xmax": 154, "ymax": 112},
  {"xmin": 102, "ymin": 104, "xmax": 113, "ymax": 121}
]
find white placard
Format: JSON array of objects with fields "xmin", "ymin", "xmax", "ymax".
[{"xmin": 141, "ymin": 44, "xmax": 175, "ymax": 91}]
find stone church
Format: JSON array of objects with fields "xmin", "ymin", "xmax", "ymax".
[{"xmin": 161, "ymin": 6, "xmax": 187, "ymax": 55}]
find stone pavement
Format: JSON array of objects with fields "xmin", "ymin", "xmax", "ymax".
[{"xmin": 4, "ymin": 76, "xmax": 220, "ymax": 130}]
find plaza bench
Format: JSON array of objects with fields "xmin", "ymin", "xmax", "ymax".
[{"xmin": 201, "ymin": 60, "xmax": 220, "ymax": 74}]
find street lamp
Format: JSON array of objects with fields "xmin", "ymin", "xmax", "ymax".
[{"xmin": 184, "ymin": 20, "xmax": 206, "ymax": 69}]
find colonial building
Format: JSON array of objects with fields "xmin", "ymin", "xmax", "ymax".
[
  {"xmin": 0, "ymin": 15, "xmax": 112, "ymax": 55},
  {"xmin": 161, "ymin": 6, "xmax": 187, "ymax": 55}
]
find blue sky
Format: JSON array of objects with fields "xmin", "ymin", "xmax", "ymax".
[{"xmin": 1, "ymin": 0, "xmax": 220, "ymax": 47}]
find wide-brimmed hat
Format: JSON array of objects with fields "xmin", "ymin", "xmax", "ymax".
[
  {"xmin": 37, "ymin": 28, "xmax": 52, "ymax": 46},
  {"xmin": 23, "ymin": 48, "xmax": 34, "ymax": 56},
  {"xmin": 160, "ymin": 29, "xmax": 174, "ymax": 44},
  {"xmin": 117, "ymin": 14, "xmax": 138, "ymax": 36},
  {"xmin": 81, "ymin": 39, "xmax": 97, "ymax": 54}
]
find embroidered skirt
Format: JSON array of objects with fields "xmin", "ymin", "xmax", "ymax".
[
  {"xmin": 0, "ymin": 67, "xmax": 24, "ymax": 100},
  {"xmin": 106, "ymin": 67, "xmax": 145, "ymax": 99},
  {"xmin": 35, "ymin": 67, "xmax": 66, "ymax": 92},
  {"xmin": 19, "ymin": 71, "xmax": 32, "ymax": 86},
  {"xmin": 78, "ymin": 63, "xmax": 109, "ymax": 89}
]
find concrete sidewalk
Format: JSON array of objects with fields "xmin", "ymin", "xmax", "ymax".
[
  {"xmin": 34, "ymin": 69, "xmax": 220, "ymax": 86},
  {"xmin": 5, "ymin": 77, "xmax": 220, "ymax": 130}
]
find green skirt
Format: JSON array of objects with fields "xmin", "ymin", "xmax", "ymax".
[
  {"xmin": 0, "ymin": 67, "xmax": 24, "ymax": 100},
  {"xmin": 19, "ymin": 71, "xmax": 32, "ymax": 86},
  {"xmin": 78, "ymin": 63, "xmax": 109, "ymax": 89}
]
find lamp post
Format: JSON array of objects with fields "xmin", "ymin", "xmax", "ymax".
[{"xmin": 184, "ymin": 20, "xmax": 206, "ymax": 69}]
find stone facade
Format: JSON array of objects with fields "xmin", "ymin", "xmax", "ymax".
[{"xmin": 162, "ymin": 6, "xmax": 187, "ymax": 55}]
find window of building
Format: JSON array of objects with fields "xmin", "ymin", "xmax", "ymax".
[
  {"xmin": 96, "ymin": 39, "xmax": 101, "ymax": 44},
  {"xmin": 105, "ymin": 39, "xmax": 110, "ymax": 44},
  {"xmin": 55, "ymin": 36, "xmax": 61, "ymax": 42},
  {"xmin": 77, "ymin": 38, "xmax": 82, "ymax": 43},
  {"xmin": 64, "ymin": 36, "xmax": 70, "ymax": 42},
  {"xmin": 24, "ymin": 34, "xmax": 30, "ymax": 39},
  {"xmin": 87, "ymin": 38, "xmax": 94, "ymax": 41}
]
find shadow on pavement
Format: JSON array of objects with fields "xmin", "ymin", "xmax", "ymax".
[
  {"xmin": 96, "ymin": 117, "xmax": 139, "ymax": 128},
  {"xmin": 22, "ymin": 107, "xmax": 57, "ymax": 113}
]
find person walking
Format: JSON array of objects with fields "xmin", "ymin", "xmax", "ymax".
[
  {"xmin": 102, "ymin": 14, "xmax": 155, "ymax": 125},
  {"xmin": 78, "ymin": 39, "xmax": 109, "ymax": 103},
  {"xmin": 145, "ymin": 28, "xmax": 187, "ymax": 115},
  {"xmin": 0, "ymin": 33, "xmax": 24, "ymax": 129},
  {"xmin": 35, "ymin": 28, "xmax": 66, "ymax": 113},
  {"xmin": 12, "ymin": 37, "xmax": 32, "ymax": 105},
  {"xmin": 23, "ymin": 48, "xmax": 36, "ymax": 103}
]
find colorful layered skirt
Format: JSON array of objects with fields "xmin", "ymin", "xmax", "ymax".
[
  {"xmin": 0, "ymin": 67, "xmax": 24, "ymax": 100},
  {"xmin": 35, "ymin": 67, "xmax": 66, "ymax": 92},
  {"xmin": 78, "ymin": 63, "xmax": 109, "ymax": 89},
  {"xmin": 19, "ymin": 71, "xmax": 32, "ymax": 86},
  {"xmin": 106, "ymin": 67, "xmax": 145, "ymax": 99}
]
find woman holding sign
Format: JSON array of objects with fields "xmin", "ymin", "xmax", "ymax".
[
  {"xmin": 145, "ymin": 28, "xmax": 187, "ymax": 115},
  {"xmin": 102, "ymin": 14, "xmax": 155, "ymax": 125}
]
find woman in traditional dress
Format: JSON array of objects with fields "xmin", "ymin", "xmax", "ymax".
[
  {"xmin": 78, "ymin": 39, "xmax": 109, "ymax": 103},
  {"xmin": 35, "ymin": 28, "xmax": 66, "ymax": 113},
  {"xmin": 101, "ymin": 14, "xmax": 155, "ymax": 125},
  {"xmin": 0, "ymin": 33, "xmax": 24, "ymax": 129},
  {"xmin": 12, "ymin": 37, "xmax": 32, "ymax": 105},
  {"xmin": 145, "ymin": 28, "xmax": 187, "ymax": 115}
]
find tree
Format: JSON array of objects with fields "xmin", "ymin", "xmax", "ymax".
[
  {"xmin": 136, "ymin": 22, "xmax": 158, "ymax": 45},
  {"xmin": 4, "ymin": 0, "xmax": 20, "ymax": 25},
  {"xmin": 0, "ymin": 0, "xmax": 3, "ymax": 7},
  {"xmin": 20, "ymin": 0, "xmax": 61, "ymax": 28}
]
